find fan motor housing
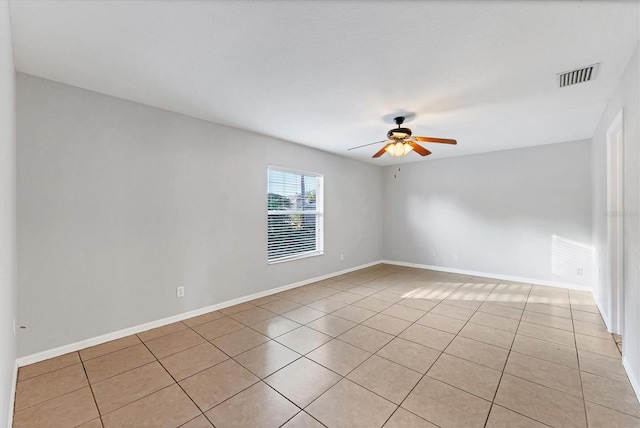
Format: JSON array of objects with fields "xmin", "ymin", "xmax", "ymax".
[{"xmin": 388, "ymin": 127, "xmax": 412, "ymax": 140}]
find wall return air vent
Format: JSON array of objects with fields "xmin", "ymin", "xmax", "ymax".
[{"xmin": 557, "ymin": 64, "xmax": 599, "ymax": 88}]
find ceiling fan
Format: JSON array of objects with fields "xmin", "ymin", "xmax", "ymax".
[{"xmin": 348, "ymin": 116, "xmax": 457, "ymax": 158}]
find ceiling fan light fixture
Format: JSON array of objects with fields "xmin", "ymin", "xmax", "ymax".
[
  {"xmin": 385, "ymin": 141, "xmax": 413, "ymax": 157},
  {"xmin": 348, "ymin": 115, "xmax": 456, "ymax": 158}
]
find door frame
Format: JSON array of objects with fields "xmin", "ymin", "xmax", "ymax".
[{"xmin": 606, "ymin": 109, "xmax": 624, "ymax": 335}]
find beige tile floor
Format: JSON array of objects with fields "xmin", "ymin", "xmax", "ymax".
[{"xmin": 12, "ymin": 264, "xmax": 640, "ymax": 428}]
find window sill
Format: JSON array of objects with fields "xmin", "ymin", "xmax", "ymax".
[{"xmin": 268, "ymin": 250, "xmax": 324, "ymax": 265}]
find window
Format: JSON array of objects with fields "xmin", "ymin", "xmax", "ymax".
[{"xmin": 267, "ymin": 166, "xmax": 324, "ymax": 263}]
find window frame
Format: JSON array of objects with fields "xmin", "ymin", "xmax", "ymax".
[{"xmin": 267, "ymin": 165, "xmax": 324, "ymax": 264}]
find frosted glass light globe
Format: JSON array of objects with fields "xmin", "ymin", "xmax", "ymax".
[{"xmin": 393, "ymin": 142, "xmax": 405, "ymax": 156}]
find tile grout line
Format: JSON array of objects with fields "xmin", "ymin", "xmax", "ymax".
[
  {"xmin": 80, "ymin": 341, "xmax": 141, "ymax": 364},
  {"xmin": 11, "ymin": 362, "xmax": 94, "ymax": 420},
  {"xmin": 376, "ymin": 274, "xmax": 504, "ymax": 427},
  {"xmin": 15, "ymin": 357, "xmax": 80, "ymax": 383},
  {"xmin": 268, "ymin": 270, "xmax": 459, "ymax": 426},
  {"xmin": 377, "ymin": 275, "xmax": 475, "ymax": 428},
  {"xmin": 570, "ymin": 293, "xmax": 592, "ymax": 428},
  {"xmin": 149, "ymin": 321, "xmax": 295, "ymax": 425},
  {"xmin": 89, "ymin": 324, "xmax": 233, "ymax": 423},
  {"xmin": 176, "ymin": 414, "xmax": 206, "ymax": 428},
  {"xmin": 352, "ymin": 277, "xmax": 588, "ymax": 425},
  {"xmin": 196, "ymin": 296, "xmax": 353, "ymax": 424},
  {"xmin": 482, "ymin": 280, "xmax": 533, "ymax": 428},
  {"xmin": 137, "ymin": 333, "xmax": 212, "ymax": 425},
  {"xmin": 329, "ymin": 273, "xmax": 464, "ymax": 363},
  {"xmin": 276, "ymin": 407, "xmax": 327, "ymax": 428},
  {"xmin": 404, "ymin": 277, "xmax": 507, "ymax": 425},
  {"xmin": 78, "ymin": 352, "xmax": 104, "ymax": 426},
  {"xmin": 174, "ymin": 316, "xmax": 314, "ymax": 425},
  {"xmin": 88, "ymin": 335, "xmax": 198, "ymax": 422},
  {"xmin": 492, "ymin": 287, "xmax": 618, "ymax": 427},
  {"xmin": 201, "ymin": 272, "xmax": 396, "ymax": 426}
]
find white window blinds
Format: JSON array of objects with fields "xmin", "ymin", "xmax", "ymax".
[{"xmin": 267, "ymin": 167, "xmax": 324, "ymax": 263}]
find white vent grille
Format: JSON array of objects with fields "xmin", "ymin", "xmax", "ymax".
[{"xmin": 557, "ymin": 64, "xmax": 599, "ymax": 88}]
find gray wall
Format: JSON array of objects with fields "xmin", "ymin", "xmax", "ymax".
[
  {"xmin": 0, "ymin": 0, "xmax": 17, "ymax": 425},
  {"xmin": 16, "ymin": 74, "xmax": 383, "ymax": 357},
  {"xmin": 591, "ymin": 43, "xmax": 639, "ymax": 391},
  {"xmin": 382, "ymin": 140, "xmax": 592, "ymax": 287}
]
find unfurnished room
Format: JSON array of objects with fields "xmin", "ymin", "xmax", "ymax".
[{"xmin": 1, "ymin": 1, "xmax": 640, "ymax": 427}]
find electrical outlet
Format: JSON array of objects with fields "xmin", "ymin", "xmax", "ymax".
[
  {"xmin": 577, "ymin": 268, "xmax": 584, "ymax": 277},
  {"xmin": 453, "ymin": 254, "xmax": 459, "ymax": 261},
  {"xmin": 340, "ymin": 254, "xmax": 344, "ymax": 261},
  {"xmin": 176, "ymin": 286, "xmax": 185, "ymax": 298},
  {"xmin": 432, "ymin": 250, "xmax": 437, "ymax": 257}
]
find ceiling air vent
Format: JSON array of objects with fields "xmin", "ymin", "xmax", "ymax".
[{"xmin": 557, "ymin": 64, "xmax": 599, "ymax": 88}]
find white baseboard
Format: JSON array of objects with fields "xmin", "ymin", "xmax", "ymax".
[
  {"xmin": 7, "ymin": 360, "xmax": 17, "ymax": 428},
  {"xmin": 17, "ymin": 259, "xmax": 594, "ymax": 367},
  {"xmin": 595, "ymin": 298, "xmax": 613, "ymax": 333},
  {"xmin": 623, "ymin": 357, "xmax": 640, "ymax": 402},
  {"xmin": 17, "ymin": 260, "xmax": 382, "ymax": 367},
  {"xmin": 382, "ymin": 260, "xmax": 592, "ymax": 291}
]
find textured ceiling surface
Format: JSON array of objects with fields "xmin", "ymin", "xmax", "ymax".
[{"xmin": 9, "ymin": 0, "xmax": 640, "ymax": 165}]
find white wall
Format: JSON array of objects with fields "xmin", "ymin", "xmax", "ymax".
[
  {"xmin": 382, "ymin": 140, "xmax": 592, "ymax": 288},
  {"xmin": 16, "ymin": 74, "xmax": 383, "ymax": 357},
  {"xmin": 591, "ymin": 43, "xmax": 640, "ymax": 394},
  {"xmin": 0, "ymin": 0, "xmax": 17, "ymax": 425}
]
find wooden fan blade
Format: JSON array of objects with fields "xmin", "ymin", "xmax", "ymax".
[
  {"xmin": 415, "ymin": 136, "xmax": 457, "ymax": 145},
  {"xmin": 372, "ymin": 143, "xmax": 391, "ymax": 158},
  {"xmin": 348, "ymin": 140, "xmax": 389, "ymax": 151},
  {"xmin": 409, "ymin": 142, "xmax": 431, "ymax": 156}
]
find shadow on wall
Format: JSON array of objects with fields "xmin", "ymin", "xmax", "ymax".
[{"xmin": 551, "ymin": 235, "xmax": 595, "ymax": 284}]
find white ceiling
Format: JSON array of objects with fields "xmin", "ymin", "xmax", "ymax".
[{"xmin": 8, "ymin": 0, "xmax": 640, "ymax": 165}]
